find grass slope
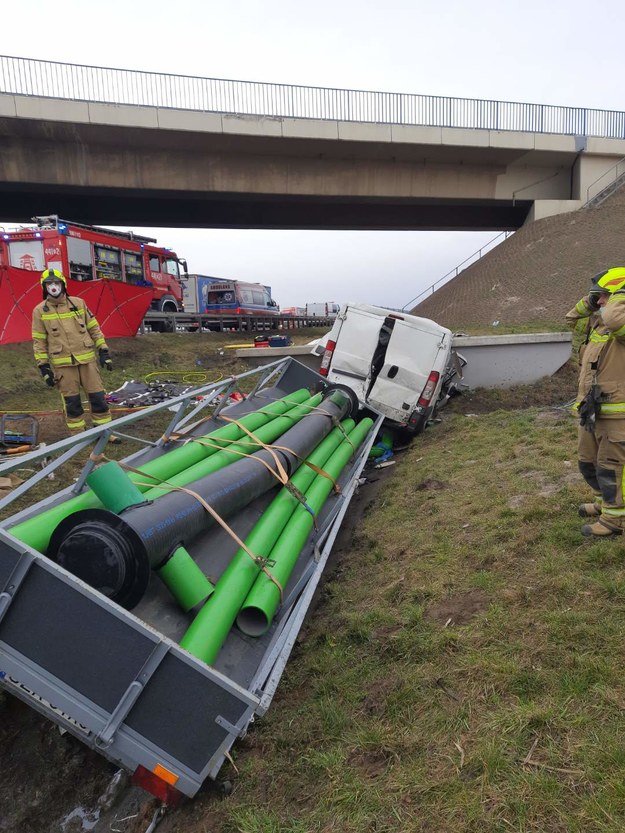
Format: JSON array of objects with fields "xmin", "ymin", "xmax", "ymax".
[{"xmin": 168, "ymin": 402, "xmax": 625, "ymax": 833}]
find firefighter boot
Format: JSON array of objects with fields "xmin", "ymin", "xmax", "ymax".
[
  {"xmin": 578, "ymin": 497, "xmax": 602, "ymax": 518},
  {"xmin": 581, "ymin": 516, "xmax": 625, "ymax": 537}
]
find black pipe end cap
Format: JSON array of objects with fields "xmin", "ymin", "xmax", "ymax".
[{"xmin": 48, "ymin": 508, "xmax": 150, "ymax": 610}]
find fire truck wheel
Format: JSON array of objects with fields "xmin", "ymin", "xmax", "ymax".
[{"xmin": 158, "ymin": 295, "xmax": 179, "ymax": 314}]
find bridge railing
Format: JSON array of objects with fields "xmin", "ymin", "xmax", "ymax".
[
  {"xmin": 584, "ymin": 155, "xmax": 625, "ymax": 205},
  {"xmin": 403, "ymin": 231, "xmax": 515, "ymax": 311},
  {"xmin": 2, "ymin": 56, "xmax": 625, "ymax": 138}
]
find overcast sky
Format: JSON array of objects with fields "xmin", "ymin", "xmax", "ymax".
[{"xmin": 3, "ymin": 0, "xmax": 624, "ymax": 309}]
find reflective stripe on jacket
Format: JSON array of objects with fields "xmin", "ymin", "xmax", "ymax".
[
  {"xmin": 31, "ymin": 296, "xmax": 108, "ymax": 368},
  {"xmin": 566, "ymin": 292, "xmax": 625, "ymax": 418}
]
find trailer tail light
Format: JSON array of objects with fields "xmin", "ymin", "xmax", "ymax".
[
  {"xmin": 418, "ymin": 371, "xmax": 440, "ymax": 407},
  {"xmin": 319, "ymin": 340, "xmax": 336, "ymax": 377},
  {"xmin": 132, "ymin": 764, "xmax": 183, "ymax": 807}
]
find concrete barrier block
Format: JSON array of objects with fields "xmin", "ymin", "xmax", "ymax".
[
  {"xmin": 338, "ymin": 122, "xmax": 393, "ymax": 142},
  {"xmin": 281, "ymin": 118, "xmax": 339, "ymax": 140},
  {"xmin": 157, "ymin": 108, "xmax": 223, "ymax": 133},
  {"xmin": 222, "ymin": 114, "xmax": 283, "ymax": 136},
  {"xmin": 390, "ymin": 124, "xmax": 442, "ymax": 145},
  {"xmin": 88, "ymin": 103, "xmax": 159, "ymax": 128},
  {"xmin": 0, "ymin": 94, "xmax": 17, "ymax": 118},
  {"xmin": 489, "ymin": 130, "xmax": 535, "ymax": 150},
  {"xmin": 15, "ymin": 96, "xmax": 89, "ymax": 122},
  {"xmin": 453, "ymin": 332, "xmax": 572, "ymax": 388},
  {"xmin": 534, "ymin": 133, "xmax": 578, "ymax": 152},
  {"xmin": 585, "ymin": 136, "xmax": 625, "ymax": 156},
  {"xmin": 442, "ymin": 126, "xmax": 489, "ymax": 147}
]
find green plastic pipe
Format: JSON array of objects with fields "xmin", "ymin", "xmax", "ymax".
[
  {"xmin": 86, "ymin": 460, "xmax": 214, "ymax": 611},
  {"xmin": 179, "ymin": 418, "xmax": 356, "ymax": 665},
  {"xmin": 156, "ymin": 546, "xmax": 214, "ymax": 611},
  {"xmin": 237, "ymin": 418, "xmax": 374, "ymax": 637},
  {"xmin": 87, "ymin": 460, "xmax": 147, "ymax": 514},
  {"xmin": 140, "ymin": 393, "xmax": 323, "ymax": 501},
  {"xmin": 8, "ymin": 388, "xmax": 311, "ymax": 553}
]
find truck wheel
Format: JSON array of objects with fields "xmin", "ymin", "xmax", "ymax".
[
  {"xmin": 158, "ymin": 296, "xmax": 179, "ymax": 314},
  {"xmin": 156, "ymin": 296, "xmax": 178, "ymax": 333}
]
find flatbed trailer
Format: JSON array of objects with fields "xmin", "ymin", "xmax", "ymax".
[{"xmin": 0, "ymin": 359, "xmax": 380, "ymax": 799}]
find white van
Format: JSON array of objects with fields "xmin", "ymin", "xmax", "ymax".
[{"xmin": 314, "ymin": 303, "xmax": 462, "ymax": 434}]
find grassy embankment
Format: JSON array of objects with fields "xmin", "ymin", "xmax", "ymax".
[
  {"xmin": 154, "ymin": 352, "xmax": 625, "ymax": 833},
  {"xmin": 193, "ymin": 392, "xmax": 625, "ymax": 833}
]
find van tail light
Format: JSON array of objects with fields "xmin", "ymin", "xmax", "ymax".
[
  {"xmin": 132, "ymin": 764, "xmax": 183, "ymax": 807},
  {"xmin": 319, "ymin": 340, "xmax": 336, "ymax": 377},
  {"xmin": 418, "ymin": 371, "xmax": 440, "ymax": 407}
]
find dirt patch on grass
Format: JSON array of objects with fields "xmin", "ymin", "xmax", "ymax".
[
  {"xmin": 0, "ymin": 693, "xmax": 114, "ymax": 833},
  {"xmin": 425, "ymin": 589, "xmax": 489, "ymax": 626},
  {"xmin": 358, "ymin": 675, "xmax": 402, "ymax": 717},
  {"xmin": 347, "ymin": 748, "xmax": 392, "ymax": 780}
]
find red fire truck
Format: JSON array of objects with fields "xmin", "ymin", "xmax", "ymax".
[{"xmin": 0, "ymin": 216, "xmax": 188, "ymax": 343}]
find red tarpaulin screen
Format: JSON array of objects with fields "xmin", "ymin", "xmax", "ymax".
[{"xmin": 0, "ymin": 268, "xmax": 153, "ymax": 345}]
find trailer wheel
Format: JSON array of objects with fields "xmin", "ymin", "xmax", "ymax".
[{"xmin": 219, "ymin": 780, "xmax": 233, "ymax": 796}]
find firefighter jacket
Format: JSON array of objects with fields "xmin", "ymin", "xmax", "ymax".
[
  {"xmin": 32, "ymin": 295, "xmax": 108, "ymax": 368},
  {"xmin": 566, "ymin": 292, "xmax": 625, "ymax": 418}
]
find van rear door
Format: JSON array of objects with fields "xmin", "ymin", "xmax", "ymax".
[
  {"xmin": 325, "ymin": 306, "xmax": 384, "ymax": 402},
  {"xmin": 367, "ymin": 314, "xmax": 451, "ymax": 423}
]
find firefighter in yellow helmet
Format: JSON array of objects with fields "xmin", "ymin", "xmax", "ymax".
[
  {"xmin": 566, "ymin": 267, "xmax": 625, "ymax": 536},
  {"xmin": 32, "ymin": 269, "xmax": 114, "ymax": 434}
]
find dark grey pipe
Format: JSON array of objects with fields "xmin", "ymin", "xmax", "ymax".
[{"xmin": 48, "ymin": 386, "xmax": 358, "ymax": 609}]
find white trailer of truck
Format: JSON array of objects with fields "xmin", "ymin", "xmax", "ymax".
[{"xmin": 305, "ymin": 302, "xmax": 340, "ymax": 318}]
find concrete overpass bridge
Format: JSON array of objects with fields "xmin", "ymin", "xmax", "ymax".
[{"xmin": 1, "ymin": 56, "xmax": 625, "ymax": 230}]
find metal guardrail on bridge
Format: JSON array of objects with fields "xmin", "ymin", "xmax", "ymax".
[
  {"xmin": 143, "ymin": 311, "xmax": 333, "ymax": 333},
  {"xmin": 2, "ymin": 56, "xmax": 625, "ymax": 138}
]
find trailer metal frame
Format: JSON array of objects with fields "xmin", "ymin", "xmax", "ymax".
[{"xmin": 0, "ymin": 358, "xmax": 381, "ymax": 797}]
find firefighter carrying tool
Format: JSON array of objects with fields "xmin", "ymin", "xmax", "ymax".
[
  {"xmin": 32, "ymin": 269, "xmax": 113, "ymax": 434},
  {"xmin": 566, "ymin": 267, "xmax": 625, "ymax": 537}
]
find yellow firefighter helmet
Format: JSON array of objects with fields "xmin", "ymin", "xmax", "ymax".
[
  {"xmin": 40, "ymin": 268, "xmax": 67, "ymax": 288},
  {"xmin": 589, "ymin": 268, "xmax": 625, "ymax": 296}
]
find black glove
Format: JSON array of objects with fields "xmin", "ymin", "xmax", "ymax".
[
  {"xmin": 39, "ymin": 363, "xmax": 55, "ymax": 387},
  {"xmin": 587, "ymin": 292, "xmax": 602, "ymax": 311},
  {"xmin": 99, "ymin": 348, "xmax": 113, "ymax": 371}
]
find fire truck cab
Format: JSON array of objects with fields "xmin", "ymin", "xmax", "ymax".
[{"xmin": 3, "ymin": 215, "xmax": 187, "ymax": 315}]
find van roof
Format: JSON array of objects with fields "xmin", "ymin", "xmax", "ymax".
[{"xmin": 342, "ymin": 302, "xmax": 451, "ymax": 337}]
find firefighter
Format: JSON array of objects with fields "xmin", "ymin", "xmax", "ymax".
[
  {"xmin": 566, "ymin": 267, "xmax": 625, "ymax": 536},
  {"xmin": 32, "ymin": 268, "xmax": 114, "ymax": 434}
]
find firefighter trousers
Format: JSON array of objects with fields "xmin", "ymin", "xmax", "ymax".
[
  {"xmin": 54, "ymin": 362, "xmax": 111, "ymax": 432},
  {"xmin": 578, "ymin": 419, "xmax": 625, "ymax": 522}
]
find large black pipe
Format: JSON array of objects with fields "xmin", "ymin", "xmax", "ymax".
[{"xmin": 48, "ymin": 387, "xmax": 358, "ymax": 608}]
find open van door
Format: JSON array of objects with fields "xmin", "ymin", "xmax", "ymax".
[
  {"xmin": 320, "ymin": 304, "xmax": 453, "ymax": 432},
  {"xmin": 366, "ymin": 313, "xmax": 451, "ymax": 424},
  {"xmin": 319, "ymin": 306, "xmax": 386, "ymax": 401}
]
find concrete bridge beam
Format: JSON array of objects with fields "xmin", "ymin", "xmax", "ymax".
[{"xmin": 0, "ymin": 93, "xmax": 624, "ymax": 229}]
